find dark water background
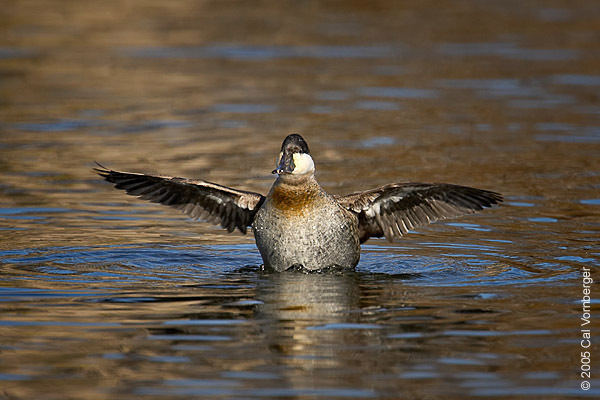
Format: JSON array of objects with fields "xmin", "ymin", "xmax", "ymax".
[{"xmin": 1, "ymin": 1, "xmax": 599, "ymax": 399}]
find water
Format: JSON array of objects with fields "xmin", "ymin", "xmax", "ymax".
[{"xmin": 1, "ymin": 1, "xmax": 599, "ymax": 398}]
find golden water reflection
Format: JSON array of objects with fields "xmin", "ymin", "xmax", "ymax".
[{"xmin": 1, "ymin": 0, "xmax": 599, "ymax": 398}]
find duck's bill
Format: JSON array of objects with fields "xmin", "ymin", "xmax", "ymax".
[{"xmin": 272, "ymin": 151, "xmax": 295, "ymax": 175}]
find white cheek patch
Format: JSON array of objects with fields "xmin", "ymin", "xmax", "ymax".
[{"xmin": 292, "ymin": 153, "xmax": 315, "ymax": 175}]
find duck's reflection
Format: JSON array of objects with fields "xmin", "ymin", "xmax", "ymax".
[{"xmin": 255, "ymin": 272, "xmax": 372, "ymax": 371}]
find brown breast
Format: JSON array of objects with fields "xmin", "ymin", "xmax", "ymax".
[{"xmin": 270, "ymin": 184, "xmax": 321, "ymax": 216}]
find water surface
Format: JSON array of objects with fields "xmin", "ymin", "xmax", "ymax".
[{"xmin": 1, "ymin": 1, "xmax": 599, "ymax": 399}]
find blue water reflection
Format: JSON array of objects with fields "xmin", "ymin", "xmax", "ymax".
[{"xmin": 125, "ymin": 44, "xmax": 404, "ymax": 60}]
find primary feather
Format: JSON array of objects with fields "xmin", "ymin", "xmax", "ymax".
[
  {"xmin": 94, "ymin": 163, "xmax": 264, "ymax": 234},
  {"xmin": 335, "ymin": 183, "xmax": 502, "ymax": 243}
]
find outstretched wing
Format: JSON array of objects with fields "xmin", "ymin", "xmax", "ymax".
[
  {"xmin": 335, "ymin": 183, "xmax": 502, "ymax": 243},
  {"xmin": 95, "ymin": 163, "xmax": 265, "ymax": 234}
]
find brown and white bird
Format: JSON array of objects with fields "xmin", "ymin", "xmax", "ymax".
[{"xmin": 96, "ymin": 134, "xmax": 502, "ymax": 272}]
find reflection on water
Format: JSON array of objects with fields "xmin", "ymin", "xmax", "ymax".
[
  {"xmin": 126, "ymin": 44, "xmax": 402, "ymax": 60},
  {"xmin": 0, "ymin": 255, "xmax": 591, "ymax": 398},
  {"xmin": 1, "ymin": 0, "xmax": 599, "ymax": 398},
  {"xmin": 437, "ymin": 42, "xmax": 580, "ymax": 61}
]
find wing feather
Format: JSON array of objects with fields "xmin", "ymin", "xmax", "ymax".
[
  {"xmin": 95, "ymin": 163, "xmax": 265, "ymax": 234},
  {"xmin": 335, "ymin": 183, "xmax": 502, "ymax": 243}
]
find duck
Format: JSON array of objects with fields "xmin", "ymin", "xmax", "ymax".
[{"xmin": 96, "ymin": 134, "xmax": 502, "ymax": 272}]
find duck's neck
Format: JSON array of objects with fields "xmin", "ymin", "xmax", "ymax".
[
  {"xmin": 275, "ymin": 172, "xmax": 317, "ymax": 187},
  {"xmin": 270, "ymin": 174, "xmax": 323, "ymax": 214}
]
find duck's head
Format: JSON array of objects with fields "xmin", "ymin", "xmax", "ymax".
[{"xmin": 272, "ymin": 134, "xmax": 315, "ymax": 177}]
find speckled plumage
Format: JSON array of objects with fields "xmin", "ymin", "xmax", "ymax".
[{"xmin": 253, "ymin": 175, "xmax": 360, "ymax": 272}]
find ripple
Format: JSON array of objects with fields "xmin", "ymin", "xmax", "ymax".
[
  {"xmin": 0, "ymin": 47, "xmax": 37, "ymax": 59},
  {"xmin": 357, "ymin": 136, "xmax": 396, "ymax": 148},
  {"xmin": 0, "ymin": 320, "xmax": 120, "ymax": 327},
  {"xmin": 580, "ymin": 199, "xmax": 600, "ymax": 205},
  {"xmin": 0, "ymin": 244, "xmax": 262, "ymax": 288},
  {"xmin": 551, "ymin": 74, "xmax": 600, "ymax": 86},
  {"xmin": 306, "ymin": 323, "xmax": 383, "ymax": 331},
  {"xmin": 443, "ymin": 329, "xmax": 551, "ymax": 337},
  {"xmin": 354, "ymin": 100, "xmax": 399, "ymax": 110},
  {"xmin": 437, "ymin": 78, "xmax": 530, "ymax": 94},
  {"xmin": 164, "ymin": 319, "xmax": 247, "ymax": 326},
  {"xmin": 437, "ymin": 78, "xmax": 575, "ymax": 108},
  {"xmin": 0, "ymin": 373, "xmax": 31, "ymax": 381},
  {"xmin": 212, "ymin": 103, "xmax": 277, "ymax": 113},
  {"xmin": 147, "ymin": 334, "xmax": 232, "ymax": 341},
  {"xmin": 438, "ymin": 42, "xmax": 579, "ymax": 61},
  {"xmin": 527, "ymin": 217, "xmax": 558, "ymax": 223},
  {"xmin": 357, "ymin": 87, "xmax": 438, "ymax": 99},
  {"xmin": 124, "ymin": 44, "xmax": 402, "ymax": 60},
  {"xmin": 13, "ymin": 119, "xmax": 99, "ymax": 132}
]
